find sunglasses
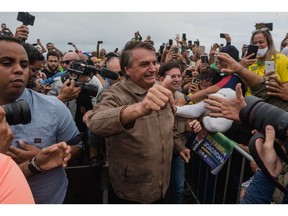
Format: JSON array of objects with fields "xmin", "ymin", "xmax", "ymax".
[{"xmin": 61, "ymin": 60, "xmax": 74, "ymax": 64}]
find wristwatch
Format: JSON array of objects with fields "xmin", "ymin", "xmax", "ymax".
[
  {"xmin": 28, "ymin": 157, "xmax": 43, "ymax": 174},
  {"xmin": 185, "ymin": 95, "xmax": 191, "ymax": 103}
]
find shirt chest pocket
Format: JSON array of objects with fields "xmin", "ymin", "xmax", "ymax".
[{"xmin": 11, "ymin": 123, "xmax": 56, "ymax": 149}]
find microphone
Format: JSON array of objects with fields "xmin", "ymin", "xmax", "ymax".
[
  {"xmin": 99, "ymin": 67, "xmax": 120, "ymax": 80},
  {"xmin": 73, "ymin": 62, "xmax": 119, "ymax": 80}
]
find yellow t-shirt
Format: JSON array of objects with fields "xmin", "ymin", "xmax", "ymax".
[{"xmin": 246, "ymin": 53, "xmax": 288, "ymax": 96}]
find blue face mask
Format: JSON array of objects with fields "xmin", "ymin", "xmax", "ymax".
[{"xmin": 257, "ymin": 47, "xmax": 268, "ymax": 58}]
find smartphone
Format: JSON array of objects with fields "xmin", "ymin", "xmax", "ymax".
[
  {"xmin": 160, "ymin": 45, "xmax": 164, "ymax": 53},
  {"xmin": 173, "ymin": 47, "xmax": 179, "ymax": 53},
  {"xmin": 186, "ymin": 70, "xmax": 192, "ymax": 77},
  {"xmin": 182, "ymin": 33, "xmax": 186, "ymax": 39},
  {"xmin": 32, "ymin": 43, "xmax": 38, "ymax": 46},
  {"xmin": 246, "ymin": 45, "xmax": 259, "ymax": 59},
  {"xmin": 220, "ymin": 33, "xmax": 226, "ymax": 38},
  {"xmin": 68, "ymin": 42, "xmax": 73, "ymax": 45},
  {"xmin": 200, "ymin": 46, "xmax": 205, "ymax": 55},
  {"xmin": 194, "ymin": 40, "xmax": 200, "ymax": 46},
  {"xmin": 169, "ymin": 39, "xmax": 173, "ymax": 46},
  {"xmin": 265, "ymin": 61, "xmax": 275, "ymax": 74},
  {"xmin": 192, "ymin": 77, "xmax": 200, "ymax": 84},
  {"xmin": 188, "ymin": 40, "xmax": 192, "ymax": 45},
  {"xmin": 200, "ymin": 55, "xmax": 209, "ymax": 64}
]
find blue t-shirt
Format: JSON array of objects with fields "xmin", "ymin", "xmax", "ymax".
[{"xmin": 10, "ymin": 88, "xmax": 82, "ymax": 204}]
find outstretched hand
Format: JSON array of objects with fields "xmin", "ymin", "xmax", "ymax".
[
  {"xmin": 36, "ymin": 142, "xmax": 72, "ymax": 170},
  {"xmin": 216, "ymin": 52, "xmax": 243, "ymax": 74},
  {"xmin": 7, "ymin": 140, "xmax": 41, "ymax": 164},
  {"xmin": 204, "ymin": 83, "xmax": 246, "ymax": 121},
  {"xmin": 265, "ymin": 75, "xmax": 288, "ymax": 101}
]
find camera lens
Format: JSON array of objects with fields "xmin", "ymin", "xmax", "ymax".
[
  {"xmin": 77, "ymin": 82, "xmax": 98, "ymax": 97},
  {"xmin": 240, "ymin": 95, "xmax": 288, "ymax": 142},
  {"xmin": 2, "ymin": 100, "xmax": 31, "ymax": 125}
]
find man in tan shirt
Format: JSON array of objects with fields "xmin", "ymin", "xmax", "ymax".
[{"xmin": 87, "ymin": 41, "xmax": 188, "ymax": 203}]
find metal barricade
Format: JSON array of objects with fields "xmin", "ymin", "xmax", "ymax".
[{"xmin": 184, "ymin": 134, "xmax": 254, "ymax": 204}]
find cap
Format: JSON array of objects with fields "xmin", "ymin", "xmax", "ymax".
[{"xmin": 220, "ymin": 45, "xmax": 240, "ymax": 62}]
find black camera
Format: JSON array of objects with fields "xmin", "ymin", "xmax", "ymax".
[
  {"xmin": 239, "ymin": 95, "xmax": 288, "ymax": 143},
  {"xmin": 61, "ymin": 72, "xmax": 98, "ymax": 97},
  {"xmin": 255, "ymin": 22, "xmax": 273, "ymax": 31},
  {"xmin": 2, "ymin": 100, "xmax": 31, "ymax": 125},
  {"xmin": 17, "ymin": 12, "xmax": 35, "ymax": 26},
  {"xmin": 75, "ymin": 82, "xmax": 98, "ymax": 97}
]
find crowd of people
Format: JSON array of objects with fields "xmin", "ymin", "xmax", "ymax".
[{"xmin": 1, "ymin": 22, "xmax": 288, "ymax": 204}]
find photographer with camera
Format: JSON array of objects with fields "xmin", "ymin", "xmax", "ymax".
[
  {"xmin": 204, "ymin": 83, "xmax": 288, "ymax": 203},
  {"xmin": 48, "ymin": 58, "xmax": 104, "ymax": 165},
  {"xmin": 0, "ymin": 23, "xmax": 13, "ymax": 36},
  {"xmin": 131, "ymin": 31, "xmax": 142, "ymax": 41},
  {"xmin": 0, "ymin": 36, "xmax": 82, "ymax": 203}
]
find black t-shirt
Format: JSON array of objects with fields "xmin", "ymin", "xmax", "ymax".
[{"xmin": 42, "ymin": 68, "xmax": 57, "ymax": 78}]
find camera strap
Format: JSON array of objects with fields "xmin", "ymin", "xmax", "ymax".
[{"xmin": 249, "ymin": 133, "xmax": 288, "ymax": 194}]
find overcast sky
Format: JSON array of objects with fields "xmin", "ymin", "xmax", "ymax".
[{"xmin": 1, "ymin": 11, "xmax": 288, "ymax": 57}]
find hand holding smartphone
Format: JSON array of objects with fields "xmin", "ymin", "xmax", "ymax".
[
  {"xmin": 265, "ymin": 61, "xmax": 275, "ymax": 74},
  {"xmin": 220, "ymin": 33, "xmax": 226, "ymax": 38},
  {"xmin": 173, "ymin": 47, "xmax": 179, "ymax": 53},
  {"xmin": 246, "ymin": 45, "xmax": 259, "ymax": 59},
  {"xmin": 192, "ymin": 77, "xmax": 200, "ymax": 84},
  {"xmin": 200, "ymin": 55, "xmax": 209, "ymax": 64},
  {"xmin": 186, "ymin": 70, "xmax": 192, "ymax": 77}
]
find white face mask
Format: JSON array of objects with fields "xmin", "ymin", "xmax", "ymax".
[{"xmin": 257, "ymin": 47, "xmax": 268, "ymax": 58}]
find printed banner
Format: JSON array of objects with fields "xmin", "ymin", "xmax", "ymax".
[{"xmin": 191, "ymin": 129, "xmax": 235, "ymax": 175}]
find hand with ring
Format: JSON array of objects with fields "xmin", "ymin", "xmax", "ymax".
[{"xmin": 265, "ymin": 77, "xmax": 288, "ymax": 101}]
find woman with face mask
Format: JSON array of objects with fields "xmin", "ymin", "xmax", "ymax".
[{"xmin": 244, "ymin": 29, "xmax": 288, "ymax": 97}]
